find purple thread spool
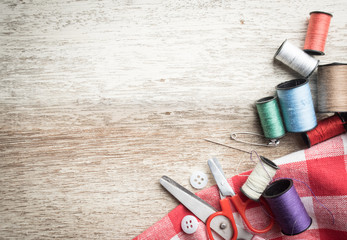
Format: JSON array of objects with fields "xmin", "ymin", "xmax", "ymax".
[{"xmin": 263, "ymin": 179, "xmax": 312, "ymax": 235}]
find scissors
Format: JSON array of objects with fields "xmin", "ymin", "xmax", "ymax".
[
  {"xmin": 206, "ymin": 158, "xmax": 274, "ymax": 240},
  {"xmin": 160, "ymin": 175, "xmax": 266, "ymax": 240}
]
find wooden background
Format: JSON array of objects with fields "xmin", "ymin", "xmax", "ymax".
[{"xmin": 0, "ymin": 0, "xmax": 346, "ymax": 239}]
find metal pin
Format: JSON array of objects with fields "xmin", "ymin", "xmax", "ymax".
[{"xmin": 204, "ymin": 138, "xmax": 251, "ymax": 154}]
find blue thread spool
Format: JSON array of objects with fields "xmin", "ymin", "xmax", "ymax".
[{"xmin": 276, "ymin": 79, "xmax": 317, "ymax": 132}]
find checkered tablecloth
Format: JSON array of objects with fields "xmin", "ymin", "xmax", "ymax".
[{"xmin": 134, "ymin": 133, "xmax": 347, "ymax": 240}]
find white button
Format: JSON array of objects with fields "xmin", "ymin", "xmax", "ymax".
[
  {"xmin": 190, "ymin": 171, "xmax": 208, "ymax": 189},
  {"xmin": 181, "ymin": 215, "xmax": 198, "ymax": 234}
]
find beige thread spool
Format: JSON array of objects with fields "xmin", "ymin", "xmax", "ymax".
[
  {"xmin": 317, "ymin": 63, "xmax": 347, "ymax": 112},
  {"xmin": 240, "ymin": 155, "xmax": 279, "ymax": 201}
]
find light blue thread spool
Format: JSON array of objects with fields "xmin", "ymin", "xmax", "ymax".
[{"xmin": 276, "ymin": 79, "xmax": 317, "ymax": 132}]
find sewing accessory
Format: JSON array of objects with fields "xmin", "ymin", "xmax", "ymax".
[
  {"xmin": 263, "ymin": 179, "xmax": 312, "ymax": 236},
  {"xmin": 302, "ymin": 113, "xmax": 347, "ymax": 147},
  {"xmin": 230, "ymin": 132, "xmax": 280, "ymax": 147},
  {"xmin": 204, "ymin": 138, "xmax": 252, "ymax": 154},
  {"xmin": 160, "ymin": 176, "xmax": 266, "ymax": 240},
  {"xmin": 255, "ymin": 96, "xmax": 285, "ymax": 140},
  {"xmin": 304, "ymin": 11, "xmax": 333, "ymax": 55},
  {"xmin": 276, "ymin": 79, "xmax": 317, "ymax": 132},
  {"xmin": 274, "ymin": 39, "xmax": 319, "ymax": 78},
  {"xmin": 240, "ymin": 153, "xmax": 279, "ymax": 201},
  {"xmin": 317, "ymin": 63, "xmax": 347, "ymax": 112},
  {"xmin": 190, "ymin": 171, "xmax": 208, "ymax": 189},
  {"xmin": 207, "ymin": 157, "xmax": 274, "ymax": 239},
  {"xmin": 181, "ymin": 215, "xmax": 198, "ymax": 234}
]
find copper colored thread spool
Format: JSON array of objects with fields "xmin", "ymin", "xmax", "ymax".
[
  {"xmin": 302, "ymin": 113, "xmax": 346, "ymax": 148},
  {"xmin": 317, "ymin": 63, "xmax": 347, "ymax": 112},
  {"xmin": 304, "ymin": 11, "xmax": 333, "ymax": 55}
]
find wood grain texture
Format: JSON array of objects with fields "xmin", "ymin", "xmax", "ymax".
[{"xmin": 0, "ymin": 0, "xmax": 346, "ymax": 239}]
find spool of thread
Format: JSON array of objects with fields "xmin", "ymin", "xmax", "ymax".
[
  {"xmin": 304, "ymin": 11, "xmax": 333, "ymax": 55},
  {"xmin": 274, "ymin": 40, "xmax": 319, "ymax": 78},
  {"xmin": 256, "ymin": 96, "xmax": 286, "ymax": 140},
  {"xmin": 263, "ymin": 179, "xmax": 312, "ymax": 235},
  {"xmin": 317, "ymin": 63, "xmax": 347, "ymax": 112},
  {"xmin": 302, "ymin": 113, "xmax": 347, "ymax": 147},
  {"xmin": 276, "ymin": 79, "xmax": 317, "ymax": 132},
  {"xmin": 241, "ymin": 156, "xmax": 279, "ymax": 201}
]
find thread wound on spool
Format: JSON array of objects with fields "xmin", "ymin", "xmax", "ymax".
[
  {"xmin": 317, "ymin": 63, "xmax": 347, "ymax": 112},
  {"xmin": 240, "ymin": 155, "xmax": 279, "ymax": 201},
  {"xmin": 304, "ymin": 11, "xmax": 333, "ymax": 55},
  {"xmin": 302, "ymin": 113, "xmax": 346, "ymax": 147},
  {"xmin": 275, "ymin": 40, "xmax": 319, "ymax": 78},
  {"xmin": 263, "ymin": 179, "xmax": 312, "ymax": 235},
  {"xmin": 276, "ymin": 79, "xmax": 317, "ymax": 133},
  {"xmin": 256, "ymin": 96, "xmax": 286, "ymax": 140}
]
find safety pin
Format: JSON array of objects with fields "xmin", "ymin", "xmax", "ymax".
[{"xmin": 230, "ymin": 132, "xmax": 280, "ymax": 147}]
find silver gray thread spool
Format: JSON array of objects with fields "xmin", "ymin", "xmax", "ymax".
[{"xmin": 274, "ymin": 40, "xmax": 319, "ymax": 78}]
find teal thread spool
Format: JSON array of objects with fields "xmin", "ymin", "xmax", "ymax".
[{"xmin": 256, "ymin": 96, "xmax": 286, "ymax": 140}]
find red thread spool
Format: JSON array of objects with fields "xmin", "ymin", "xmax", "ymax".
[
  {"xmin": 302, "ymin": 113, "xmax": 346, "ymax": 147},
  {"xmin": 304, "ymin": 11, "xmax": 333, "ymax": 55}
]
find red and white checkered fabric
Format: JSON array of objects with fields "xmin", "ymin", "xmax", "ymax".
[{"xmin": 134, "ymin": 133, "xmax": 347, "ymax": 240}]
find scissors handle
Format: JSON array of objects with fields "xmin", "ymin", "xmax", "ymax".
[
  {"xmin": 230, "ymin": 195, "xmax": 274, "ymax": 234},
  {"xmin": 206, "ymin": 198, "xmax": 238, "ymax": 240}
]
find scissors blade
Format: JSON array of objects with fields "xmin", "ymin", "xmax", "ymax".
[
  {"xmin": 208, "ymin": 158, "xmax": 236, "ymax": 197},
  {"xmin": 160, "ymin": 175, "xmax": 215, "ymax": 222}
]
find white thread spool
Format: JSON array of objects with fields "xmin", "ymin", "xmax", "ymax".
[
  {"xmin": 241, "ymin": 156, "xmax": 279, "ymax": 201},
  {"xmin": 274, "ymin": 40, "xmax": 319, "ymax": 78}
]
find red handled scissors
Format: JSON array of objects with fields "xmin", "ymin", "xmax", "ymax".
[
  {"xmin": 160, "ymin": 175, "xmax": 265, "ymax": 240},
  {"xmin": 207, "ymin": 158, "xmax": 274, "ymax": 240}
]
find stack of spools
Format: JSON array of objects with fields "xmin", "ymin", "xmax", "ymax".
[
  {"xmin": 240, "ymin": 154, "xmax": 313, "ymax": 236},
  {"xmin": 256, "ymin": 11, "xmax": 346, "ymax": 148},
  {"xmin": 251, "ymin": 11, "xmax": 345, "ymax": 236}
]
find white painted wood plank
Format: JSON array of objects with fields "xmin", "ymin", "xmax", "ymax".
[{"xmin": 0, "ymin": 0, "xmax": 346, "ymax": 238}]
